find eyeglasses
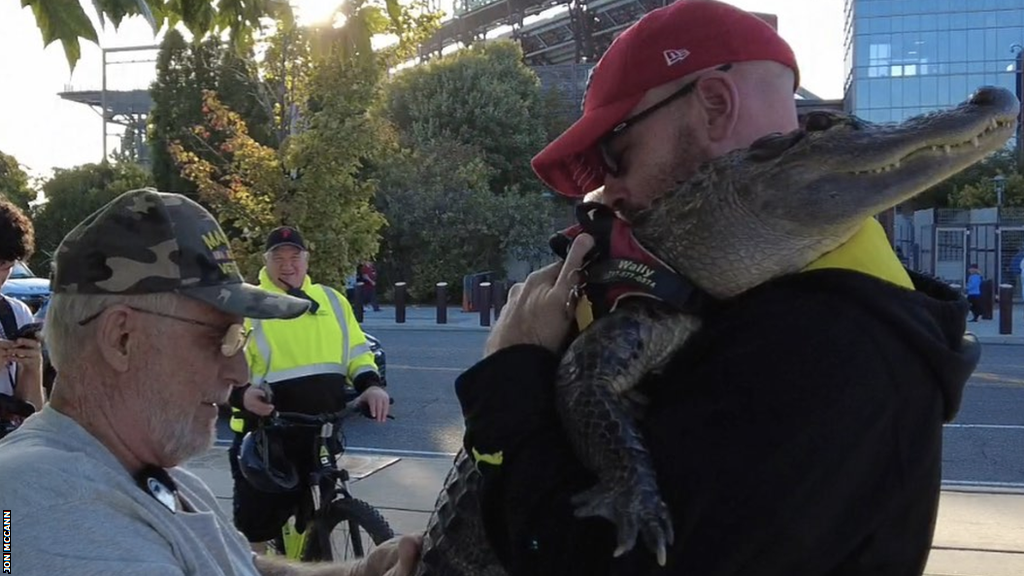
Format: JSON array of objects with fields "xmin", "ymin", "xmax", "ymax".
[
  {"xmin": 598, "ymin": 64, "xmax": 733, "ymax": 177},
  {"xmin": 78, "ymin": 306, "xmax": 252, "ymax": 357}
]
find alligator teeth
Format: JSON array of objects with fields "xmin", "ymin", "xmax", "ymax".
[{"xmin": 851, "ymin": 117, "xmax": 1013, "ymax": 175}]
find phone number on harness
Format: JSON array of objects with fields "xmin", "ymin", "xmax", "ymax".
[{"xmin": 3, "ymin": 509, "xmax": 10, "ymax": 574}]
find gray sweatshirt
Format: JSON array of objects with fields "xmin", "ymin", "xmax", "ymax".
[{"xmin": 0, "ymin": 405, "xmax": 258, "ymax": 575}]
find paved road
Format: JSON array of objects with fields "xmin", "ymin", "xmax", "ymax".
[
  {"xmin": 943, "ymin": 344, "xmax": 1024, "ymax": 489},
  {"xmin": 218, "ymin": 331, "xmax": 1024, "ymax": 489}
]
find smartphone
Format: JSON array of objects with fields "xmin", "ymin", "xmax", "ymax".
[{"xmin": 12, "ymin": 322, "xmax": 44, "ymax": 341}]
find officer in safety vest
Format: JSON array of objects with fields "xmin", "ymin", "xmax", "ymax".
[{"xmin": 226, "ymin": 225, "xmax": 390, "ymax": 551}]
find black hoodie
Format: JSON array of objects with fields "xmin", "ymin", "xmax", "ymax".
[{"xmin": 455, "ymin": 268, "xmax": 978, "ymax": 576}]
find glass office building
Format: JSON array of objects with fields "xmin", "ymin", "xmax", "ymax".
[{"xmin": 844, "ymin": 0, "xmax": 1024, "ymax": 128}]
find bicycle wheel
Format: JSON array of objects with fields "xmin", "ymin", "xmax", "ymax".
[{"xmin": 302, "ymin": 497, "xmax": 395, "ymax": 562}]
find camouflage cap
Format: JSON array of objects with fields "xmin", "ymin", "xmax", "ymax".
[{"xmin": 52, "ymin": 188, "xmax": 310, "ymax": 320}]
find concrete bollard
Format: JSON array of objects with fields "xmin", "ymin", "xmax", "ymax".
[
  {"xmin": 492, "ymin": 280, "xmax": 507, "ymax": 321},
  {"xmin": 353, "ymin": 281, "xmax": 364, "ymax": 323},
  {"xmin": 999, "ymin": 283, "xmax": 1013, "ymax": 335},
  {"xmin": 479, "ymin": 282, "xmax": 491, "ymax": 327},
  {"xmin": 394, "ymin": 282, "xmax": 407, "ymax": 324},
  {"xmin": 981, "ymin": 279, "xmax": 994, "ymax": 320},
  {"xmin": 436, "ymin": 282, "xmax": 448, "ymax": 324}
]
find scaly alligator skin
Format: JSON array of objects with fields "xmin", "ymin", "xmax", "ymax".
[{"xmin": 414, "ymin": 86, "xmax": 1020, "ymax": 575}]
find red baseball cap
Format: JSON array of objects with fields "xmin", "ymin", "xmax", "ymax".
[{"xmin": 531, "ymin": 0, "xmax": 800, "ymax": 198}]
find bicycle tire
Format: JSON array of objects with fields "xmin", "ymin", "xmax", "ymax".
[{"xmin": 302, "ymin": 497, "xmax": 395, "ymax": 562}]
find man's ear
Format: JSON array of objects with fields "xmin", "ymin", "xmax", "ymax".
[
  {"xmin": 95, "ymin": 307, "xmax": 133, "ymax": 373},
  {"xmin": 695, "ymin": 75, "xmax": 739, "ymax": 143}
]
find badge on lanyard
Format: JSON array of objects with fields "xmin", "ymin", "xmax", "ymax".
[{"xmin": 136, "ymin": 466, "xmax": 179, "ymax": 513}]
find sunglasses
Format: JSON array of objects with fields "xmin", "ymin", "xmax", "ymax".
[
  {"xmin": 78, "ymin": 306, "xmax": 251, "ymax": 357},
  {"xmin": 598, "ymin": 63, "xmax": 733, "ymax": 177}
]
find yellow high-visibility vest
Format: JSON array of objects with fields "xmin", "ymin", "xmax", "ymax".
[{"xmin": 230, "ymin": 268, "xmax": 378, "ymax": 433}]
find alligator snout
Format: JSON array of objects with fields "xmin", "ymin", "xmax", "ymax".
[{"xmin": 968, "ymin": 86, "xmax": 1020, "ymax": 113}]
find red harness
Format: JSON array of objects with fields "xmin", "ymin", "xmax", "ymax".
[{"xmin": 549, "ymin": 202, "xmax": 709, "ymax": 319}]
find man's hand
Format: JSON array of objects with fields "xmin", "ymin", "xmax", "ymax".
[
  {"xmin": 0, "ymin": 338, "xmax": 42, "ymax": 370},
  {"xmin": 242, "ymin": 386, "xmax": 275, "ymax": 416},
  {"xmin": 484, "ymin": 233, "xmax": 595, "ymax": 357},
  {"xmin": 357, "ymin": 386, "xmax": 390, "ymax": 422},
  {"xmin": 349, "ymin": 534, "xmax": 421, "ymax": 576}
]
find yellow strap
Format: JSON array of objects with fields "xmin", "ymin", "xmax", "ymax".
[
  {"xmin": 472, "ymin": 447, "xmax": 504, "ymax": 466},
  {"xmin": 803, "ymin": 218, "xmax": 913, "ymax": 289},
  {"xmin": 573, "ymin": 218, "xmax": 912, "ymax": 332}
]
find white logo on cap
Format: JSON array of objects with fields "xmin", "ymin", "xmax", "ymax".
[{"xmin": 663, "ymin": 49, "xmax": 690, "ymax": 66}]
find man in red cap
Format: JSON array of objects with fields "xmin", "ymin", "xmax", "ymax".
[{"xmin": 452, "ymin": 1, "xmax": 972, "ymax": 575}]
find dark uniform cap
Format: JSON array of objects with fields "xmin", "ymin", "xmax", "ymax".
[
  {"xmin": 265, "ymin": 226, "xmax": 307, "ymax": 252},
  {"xmin": 51, "ymin": 188, "xmax": 310, "ymax": 320}
]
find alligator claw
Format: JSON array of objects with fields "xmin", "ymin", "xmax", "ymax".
[{"xmin": 570, "ymin": 481, "xmax": 674, "ymax": 565}]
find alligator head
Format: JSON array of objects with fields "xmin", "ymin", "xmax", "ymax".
[{"xmin": 621, "ymin": 85, "xmax": 1020, "ymax": 299}]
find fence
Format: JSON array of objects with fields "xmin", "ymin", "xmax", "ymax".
[{"xmin": 907, "ymin": 207, "xmax": 1024, "ymax": 300}]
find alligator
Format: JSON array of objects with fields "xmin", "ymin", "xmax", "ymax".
[{"xmin": 413, "ymin": 86, "xmax": 1020, "ymax": 576}]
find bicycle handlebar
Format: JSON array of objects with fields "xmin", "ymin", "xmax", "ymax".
[{"xmin": 266, "ymin": 397, "xmax": 395, "ymax": 428}]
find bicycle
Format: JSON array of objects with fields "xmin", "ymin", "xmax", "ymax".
[{"xmin": 249, "ymin": 402, "xmax": 396, "ymax": 562}]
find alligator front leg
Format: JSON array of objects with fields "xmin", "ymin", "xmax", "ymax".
[{"xmin": 555, "ymin": 298, "xmax": 699, "ymax": 565}]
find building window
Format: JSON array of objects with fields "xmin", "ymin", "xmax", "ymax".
[{"xmin": 869, "ymin": 42, "xmax": 891, "ymax": 77}]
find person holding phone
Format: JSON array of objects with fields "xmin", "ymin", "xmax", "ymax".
[{"xmin": 0, "ymin": 199, "xmax": 44, "ymax": 418}]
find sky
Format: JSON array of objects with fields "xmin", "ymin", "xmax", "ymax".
[{"xmin": 0, "ymin": 0, "xmax": 845, "ymax": 183}]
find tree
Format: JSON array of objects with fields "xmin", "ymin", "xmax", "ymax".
[
  {"xmin": 909, "ymin": 148, "xmax": 1019, "ymax": 210},
  {"xmin": 374, "ymin": 139, "xmax": 557, "ymax": 301},
  {"xmin": 20, "ymin": 0, "xmax": 292, "ymax": 71},
  {"xmin": 0, "ymin": 151, "xmax": 37, "ymax": 211},
  {"xmin": 948, "ymin": 173, "xmax": 1024, "ymax": 209},
  {"xmin": 29, "ymin": 161, "xmax": 153, "ymax": 272},
  {"xmin": 382, "ymin": 40, "xmax": 551, "ymax": 195},
  {"xmin": 166, "ymin": 1, "xmax": 441, "ymax": 287},
  {"xmin": 148, "ymin": 29, "xmax": 274, "ymax": 198},
  {"xmin": 169, "ymin": 83, "xmax": 386, "ymax": 288}
]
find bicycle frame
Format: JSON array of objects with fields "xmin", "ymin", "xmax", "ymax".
[{"xmin": 262, "ymin": 406, "xmax": 359, "ymax": 559}]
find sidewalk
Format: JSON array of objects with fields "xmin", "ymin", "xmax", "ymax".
[
  {"xmin": 185, "ymin": 448, "xmax": 1024, "ymax": 575},
  {"xmin": 358, "ymin": 304, "xmax": 1024, "ymax": 345}
]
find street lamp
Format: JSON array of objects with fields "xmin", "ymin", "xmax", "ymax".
[
  {"xmin": 1011, "ymin": 43, "xmax": 1023, "ymax": 172},
  {"xmin": 993, "ymin": 174, "xmax": 1006, "ymax": 209}
]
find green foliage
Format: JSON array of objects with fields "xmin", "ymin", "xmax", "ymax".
[
  {"xmin": 148, "ymin": 29, "xmax": 272, "ymax": 199},
  {"xmin": 382, "ymin": 40, "xmax": 550, "ymax": 195},
  {"xmin": 0, "ymin": 151, "xmax": 37, "ymax": 211},
  {"xmin": 170, "ymin": 77, "xmax": 387, "ymax": 289},
  {"xmin": 21, "ymin": 0, "xmax": 294, "ymax": 71},
  {"xmin": 29, "ymin": 161, "xmax": 154, "ymax": 271},
  {"xmin": 911, "ymin": 147, "xmax": 1019, "ymax": 210},
  {"xmin": 948, "ymin": 173, "xmax": 1024, "ymax": 208},
  {"xmin": 374, "ymin": 140, "xmax": 556, "ymax": 301},
  {"xmin": 163, "ymin": 2, "xmax": 441, "ymax": 288}
]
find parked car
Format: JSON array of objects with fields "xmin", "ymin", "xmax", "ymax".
[{"xmin": 2, "ymin": 261, "xmax": 51, "ymax": 314}]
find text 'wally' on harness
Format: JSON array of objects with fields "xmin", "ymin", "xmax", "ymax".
[{"xmin": 549, "ymin": 202, "xmax": 711, "ymax": 322}]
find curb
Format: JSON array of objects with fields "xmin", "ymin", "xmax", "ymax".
[
  {"xmin": 975, "ymin": 336, "xmax": 1024, "ymax": 346},
  {"xmin": 359, "ymin": 324, "xmax": 1024, "ymax": 342},
  {"xmin": 359, "ymin": 323, "xmax": 491, "ymax": 333}
]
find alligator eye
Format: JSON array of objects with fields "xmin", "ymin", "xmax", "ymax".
[
  {"xmin": 802, "ymin": 111, "xmax": 837, "ymax": 132},
  {"xmin": 748, "ymin": 131, "xmax": 804, "ymax": 161}
]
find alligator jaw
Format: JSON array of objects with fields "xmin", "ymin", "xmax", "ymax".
[{"xmin": 849, "ymin": 116, "xmax": 1016, "ymax": 177}]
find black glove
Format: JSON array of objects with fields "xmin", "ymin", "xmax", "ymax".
[{"xmin": 352, "ymin": 371, "xmax": 383, "ymax": 394}]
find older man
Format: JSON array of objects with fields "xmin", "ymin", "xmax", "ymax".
[{"xmin": 0, "ymin": 189, "xmax": 419, "ymax": 576}]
